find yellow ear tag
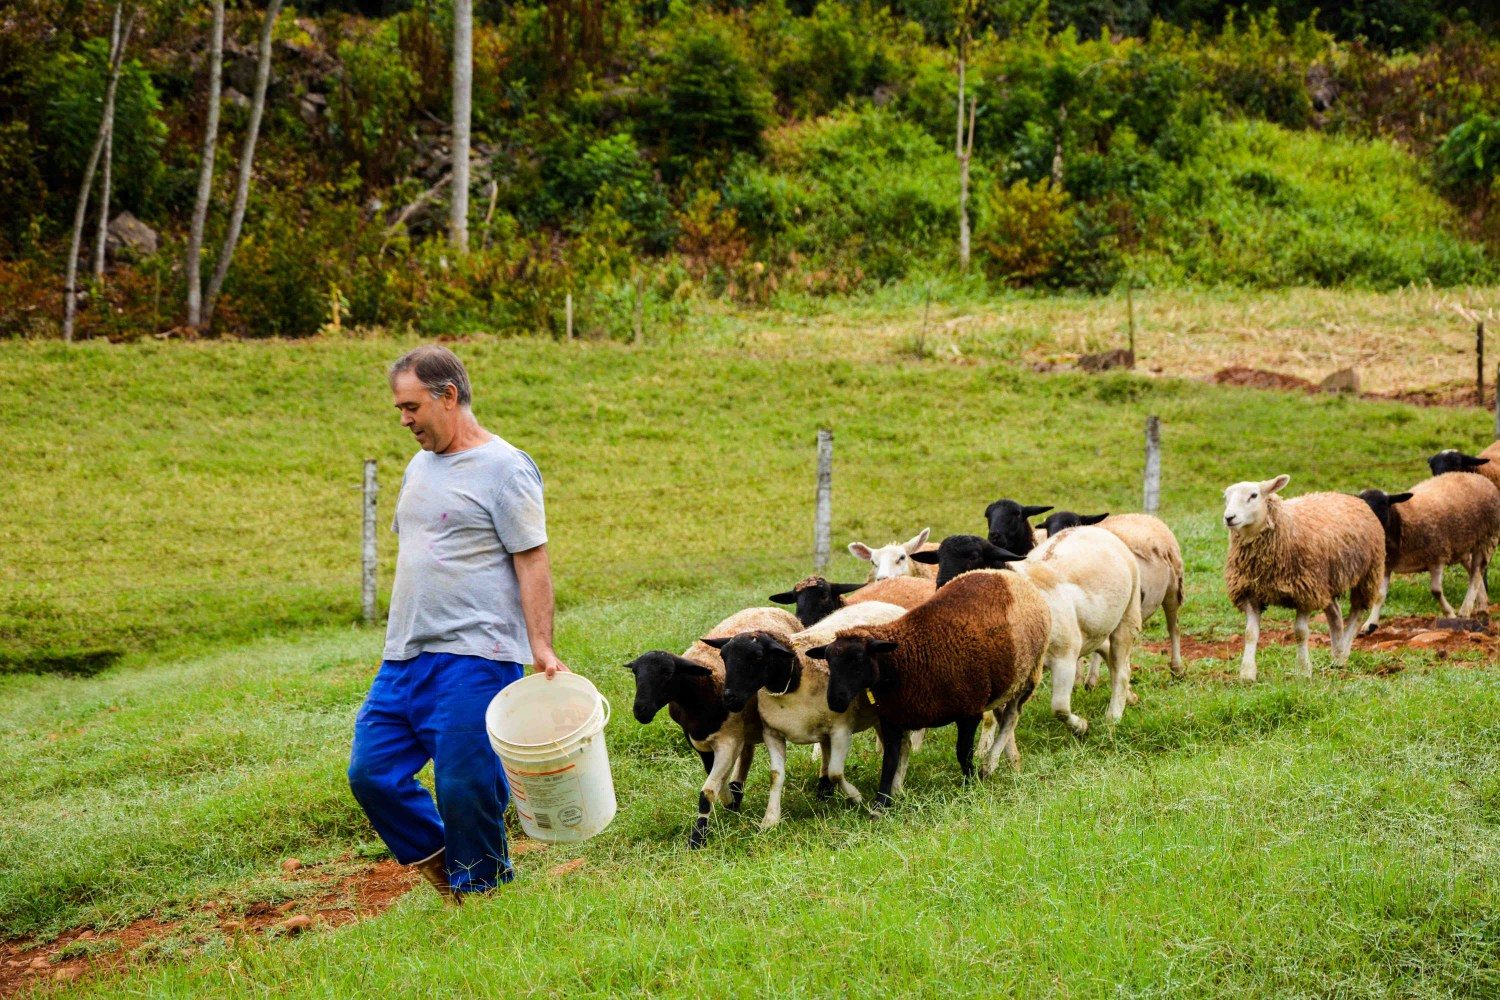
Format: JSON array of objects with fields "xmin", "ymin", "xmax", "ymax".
[{"xmin": 865, "ymin": 689, "xmax": 876, "ymax": 705}]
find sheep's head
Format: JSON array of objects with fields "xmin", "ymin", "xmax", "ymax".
[
  {"xmin": 1040, "ymin": 510, "xmax": 1108, "ymax": 539},
  {"xmin": 849, "ymin": 528, "xmax": 931, "ymax": 580},
  {"xmin": 1357, "ymin": 488, "xmax": 1414, "ymax": 556},
  {"xmin": 769, "ymin": 577, "xmax": 864, "ymax": 628},
  {"xmin": 623, "ymin": 651, "xmax": 712, "ymax": 725},
  {"xmin": 1427, "ymin": 450, "xmax": 1490, "ymax": 477},
  {"xmin": 1223, "ymin": 475, "xmax": 1289, "ymax": 534},
  {"xmin": 806, "ymin": 634, "xmax": 899, "ymax": 714},
  {"xmin": 983, "ymin": 500, "xmax": 1051, "ymax": 554},
  {"xmin": 912, "ymin": 533, "xmax": 1025, "ymax": 587},
  {"xmin": 702, "ymin": 632, "xmax": 798, "ymax": 712}
]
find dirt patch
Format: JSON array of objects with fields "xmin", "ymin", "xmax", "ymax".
[
  {"xmin": 1142, "ymin": 615, "xmax": 1500, "ymax": 669},
  {"xmin": 1212, "ymin": 366, "xmax": 1321, "ymax": 393},
  {"xmin": 1210, "ymin": 365, "xmax": 1494, "ymax": 411},
  {"xmin": 1, "ymin": 839, "xmax": 552, "ymax": 997}
]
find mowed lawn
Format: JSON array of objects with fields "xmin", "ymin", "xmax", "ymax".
[{"xmin": 2, "ymin": 305, "xmax": 1498, "ymax": 996}]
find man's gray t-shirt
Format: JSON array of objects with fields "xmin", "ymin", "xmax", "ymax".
[{"xmin": 383, "ymin": 436, "xmax": 547, "ymax": 664}]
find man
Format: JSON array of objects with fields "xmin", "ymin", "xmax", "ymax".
[{"xmin": 348, "ymin": 345, "xmax": 568, "ymax": 904}]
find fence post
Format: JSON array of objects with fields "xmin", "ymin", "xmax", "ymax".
[
  {"xmin": 1126, "ymin": 280, "xmax": 1136, "ymax": 361},
  {"xmin": 565, "ymin": 291, "xmax": 574, "ymax": 342},
  {"xmin": 1494, "ymin": 361, "xmax": 1499, "ymax": 440},
  {"xmin": 1143, "ymin": 415, "xmax": 1161, "ymax": 515},
  {"xmin": 814, "ymin": 428, "xmax": 833, "ymax": 573},
  {"xmin": 633, "ymin": 276, "xmax": 644, "ymax": 346},
  {"xmin": 1479, "ymin": 320, "xmax": 1486, "ymax": 410},
  {"xmin": 362, "ymin": 459, "xmax": 378, "ymax": 625}
]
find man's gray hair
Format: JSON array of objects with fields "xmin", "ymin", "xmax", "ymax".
[{"xmin": 389, "ymin": 345, "xmax": 473, "ymax": 407}]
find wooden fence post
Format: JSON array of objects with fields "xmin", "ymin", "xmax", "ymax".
[
  {"xmin": 1143, "ymin": 415, "xmax": 1161, "ymax": 515},
  {"xmin": 1479, "ymin": 321, "xmax": 1486, "ymax": 410},
  {"xmin": 565, "ymin": 291, "xmax": 574, "ymax": 341},
  {"xmin": 814, "ymin": 428, "xmax": 833, "ymax": 573},
  {"xmin": 362, "ymin": 459, "xmax": 378, "ymax": 625}
]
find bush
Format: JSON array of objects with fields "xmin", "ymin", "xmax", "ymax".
[
  {"xmin": 1436, "ymin": 113, "xmax": 1500, "ymax": 191},
  {"xmin": 327, "ymin": 22, "xmax": 420, "ymax": 188}
]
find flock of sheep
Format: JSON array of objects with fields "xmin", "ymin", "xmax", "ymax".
[{"xmin": 624, "ymin": 442, "xmax": 1500, "ymax": 847}]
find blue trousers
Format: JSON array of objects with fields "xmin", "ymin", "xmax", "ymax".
[{"xmin": 348, "ymin": 651, "xmax": 524, "ymax": 893}]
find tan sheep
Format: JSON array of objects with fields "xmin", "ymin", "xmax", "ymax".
[{"xmin": 1223, "ymin": 475, "xmax": 1384, "ymax": 681}]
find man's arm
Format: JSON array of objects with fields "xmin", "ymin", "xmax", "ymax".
[{"xmin": 513, "ymin": 544, "xmax": 568, "ymax": 678}]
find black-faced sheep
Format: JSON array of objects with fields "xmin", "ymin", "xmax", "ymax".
[
  {"xmin": 805, "ymin": 568, "xmax": 1051, "ymax": 808},
  {"xmin": 769, "ymin": 574, "xmax": 936, "ymax": 629}
]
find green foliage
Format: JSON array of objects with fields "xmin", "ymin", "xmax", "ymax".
[
  {"xmin": 760, "ymin": 0, "xmax": 920, "ymax": 118},
  {"xmin": 32, "ymin": 39, "xmax": 166, "ymax": 210},
  {"xmin": 1436, "ymin": 113, "xmax": 1500, "ymax": 190},
  {"xmin": 977, "ymin": 176, "xmax": 1104, "ymax": 287},
  {"xmin": 642, "ymin": 13, "xmax": 774, "ymax": 180},
  {"xmin": 327, "ymin": 21, "xmax": 420, "ymax": 187}
]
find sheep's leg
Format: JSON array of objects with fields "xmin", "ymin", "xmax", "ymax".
[
  {"xmin": 758, "ymin": 731, "xmax": 788, "ymax": 831},
  {"xmin": 1049, "ymin": 651, "xmax": 1088, "ymax": 736},
  {"xmin": 727, "ymin": 741, "xmax": 754, "ymax": 813},
  {"xmin": 1361, "ymin": 572, "xmax": 1392, "ymax": 635},
  {"xmin": 1104, "ymin": 627, "xmax": 1134, "ymax": 723},
  {"xmin": 824, "ymin": 726, "xmax": 863, "ymax": 806},
  {"xmin": 701, "ymin": 738, "xmax": 739, "ymax": 806},
  {"xmin": 1165, "ymin": 592, "xmax": 1184, "ymax": 679},
  {"xmin": 976, "ymin": 712, "xmax": 997, "ymax": 759},
  {"xmin": 1324, "ymin": 601, "xmax": 1350, "ymax": 665},
  {"xmin": 980, "ymin": 688, "xmax": 1028, "ymax": 779},
  {"xmin": 890, "ymin": 729, "xmax": 915, "ymax": 794},
  {"xmin": 815, "ymin": 736, "xmax": 835, "ymax": 800},
  {"xmin": 1292, "ymin": 611, "xmax": 1313, "ymax": 678},
  {"xmin": 1430, "ymin": 564, "xmax": 1457, "ymax": 617},
  {"xmin": 954, "ymin": 715, "xmax": 980, "ymax": 780},
  {"xmin": 1239, "ymin": 603, "xmax": 1261, "ymax": 682},
  {"xmin": 690, "ymin": 749, "xmax": 717, "ymax": 849},
  {"xmin": 1082, "ymin": 649, "xmax": 1103, "ymax": 690},
  {"xmin": 873, "ymin": 719, "xmax": 908, "ymax": 811},
  {"xmin": 1459, "ymin": 554, "xmax": 1486, "ymax": 617}
]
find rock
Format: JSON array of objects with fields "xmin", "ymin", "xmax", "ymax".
[
  {"xmin": 1407, "ymin": 631, "xmax": 1451, "ymax": 647},
  {"xmin": 276, "ymin": 914, "xmax": 313, "ymax": 935},
  {"xmin": 226, "ymin": 54, "xmax": 276, "ymax": 96},
  {"xmin": 223, "ymin": 87, "xmax": 251, "ymax": 111},
  {"xmin": 1434, "ymin": 617, "xmax": 1488, "ymax": 632},
  {"xmin": 281, "ymin": 857, "xmax": 302, "ymax": 873},
  {"xmin": 53, "ymin": 967, "xmax": 80, "ymax": 982},
  {"xmin": 299, "ymin": 92, "xmax": 326, "ymax": 126},
  {"xmin": 29, "ymin": 956, "xmax": 50, "ymax": 970},
  {"xmin": 1320, "ymin": 367, "xmax": 1360, "ymax": 394},
  {"xmin": 106, "ymin": 212, "xmax": 157, "ymax": 260},
  {"xmin": 222, "ymin": 919, "xmax": 246, "ymax": 933},
  {"xmin": 1078, "ymin": 348, "xmax": 1135, "ymax": 372}
]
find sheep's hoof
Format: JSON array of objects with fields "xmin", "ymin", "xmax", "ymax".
[
  {"xmin": 814, "ymin": 776, "xmax": 835, "ymax": 800},
  {"xmin": 757, "ymin": 816, "xmax": 781, "ymax": 832},
  {"xmin": 872, "ymin": 792, "xmax": 894, "ymax": 813},
  {"xmin": 688, "ymin": 827, "xmax": 707, "ymax": 850},
  {"xmin": 1069, "ymin": 718, "xmax": 1089, "ymax": 738},
  {"xmin": 1360, "ymin": 623, "xmax": 1378, "ymax": 636},
  {"xmin": 1126, "ymin": 690, "xmax": 1141, "ymax": 706},
  {"xmin": 725, "ymin": 782, "xmax": 744, "ymax": 812}
]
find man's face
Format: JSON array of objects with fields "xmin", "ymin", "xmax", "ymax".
[{"xmin": 391, "ymin": 371, "xmax": 456, "ymax": 452}]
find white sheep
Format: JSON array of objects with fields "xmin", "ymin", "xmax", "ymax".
[
  {"xmin": 849, "ymin": 528, "xmax": 939, "ymax": 582},
  {"xmin": 1223, "ymin": 475, "xmax": 1384, "ymax": 681}
]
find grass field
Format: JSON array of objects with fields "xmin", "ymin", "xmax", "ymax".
[{"xmin": 2, "ymin": 288, "xmax": 1499, "ymax": 996}]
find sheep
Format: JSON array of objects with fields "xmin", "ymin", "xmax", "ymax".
[
  {"xmin": 768, "ymin": 574, "xmax": 936, "ymax": 629},
  {"xmin": 1356, "ymin": 473, "xmax": 1500, "ymax": 630},
  {"xmin": 913, "ymin": 528, "xmax": 1142, "ymax": 735},
  {"xmin": 1222, "ymin": 475, "xmax": 1384, "ymax": 681},
  {"xmin": 983, "ymin": 499, "xmax": 1053, "ymax": 555},
  {"xmin": 1428, "ymin": 445, "xmax": 1500, "ymax": 492},
  {"xmin": 1040, "ymin": 511, "xmax": 1186, "ymax": 679},
  {"xmin": 805, "ymin": 568, "xmax": 1051, "ymax": 809},
  {"xmin": 624, "ymin": 605, "xmax": 801, "ymax": 848},
  {"xmin": 704, "ymin": 600, "xmax": 913, "ymax": 829},
  {"xmin": 849, "ymin": 528, "xmax": 940, "ymax": 581}
]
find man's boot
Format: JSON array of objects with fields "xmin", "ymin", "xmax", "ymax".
[{"xmin": 412, "ymin": 849, "xmax": 461, "ymax": 906}]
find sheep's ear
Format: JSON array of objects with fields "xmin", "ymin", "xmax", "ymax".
[
  {"xmin": 1082, "ymin": 513, "xmax": 1109, "ymax": 525},
  {"xmin": 768, "ymin": 590, "xmax": 798, "ymax": 604},
  {"xmin": 1263, "ymin": 475, "xmax": 1291, "ymax": 495},
  {"xmin": 984, "ymin": 500, "xmax": 1000, "ymax": 518},
  {"xmin": 762, "ymin": 636, "xmax": 796, "ymax": 658},
  {"xmin": 673, "ymin": 657, "xmax": 713, "ymax": 677},
  {"xmin": 1022, "ymin": 504, "xmax": 1053, "ymax": 517},
  {"xmin": 981, "ymin": 541, "xmax": 1025, "ymax": 566},
  {"xmin": 848, "ymin": 542, "xmax": 874, "ymax": 561},
  {"xmin": 804, "ymin": 644, "xmax": 830, "ymax": 660},
  {"xmin": 1464, "ymin": 456, "xmax": 1491, "ymax": 468},
  {"xmin": 910, "ymin": 549, "xmax": 940, "ymax": 564},
  {"xmin": 868, "ymin": 639, "xmax": 900, "ymax": 656},
  {"xmin": 832, "ymin": 583, "xmax": 866, "ymax": 595},
  {"xmin": 1388, "ymin": 492, "xmax": 1415, "ymax": 505},
  {"xmin": 903, "ymin": 527, "xmax": 931, "ymax": 552},
  {"xmin": 700, "ymin": 636, "xmax": 732, "ymax": 650}
]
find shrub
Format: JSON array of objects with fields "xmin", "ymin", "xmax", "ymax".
[
  {"xmin": 1436, "ymin": 113, "xmax": 1500, "ymax": 190},
  {"xmin": 327, "ymin": 22, "xmax": 420, "ymax": 188}
]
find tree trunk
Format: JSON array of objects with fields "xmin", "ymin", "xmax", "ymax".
[
  {"xmin": 203, "ymin": 0, "xmax": 282, "ymax": 327},
  {"xmin": 1051, "ymin": 102, "xmax": 1066, "ymax": 187},
  {"xmin": 450, "ymin": 0, "xmax": 473, "ymax": 252},
  {"xmin": 91, "ymin": 6, "xmax": 124, "ymax": 284},
  {"xmin": 64, "ymin": 3, "xmax": 134, "ymax": 342},
  {"xmin": 186, "ymin": 0, "xmax": 225, "ymax": 328},
  {"xmin": 955, "ymin": 5, "xmax": 971, "ymax": 274}
]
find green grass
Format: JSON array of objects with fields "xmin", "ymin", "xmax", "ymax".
[{"xmin": 2, "ymin": 306, "xmax": 1499, "ymax": 995}]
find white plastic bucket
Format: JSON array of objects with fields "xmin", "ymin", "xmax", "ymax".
[{"xmin": 485, "ymin": 672, "xmax": 616, "ymax": 843}]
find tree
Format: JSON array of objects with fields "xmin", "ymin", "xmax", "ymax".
[
  {"xmin": 90, "ymin": 4, "xmax": 124, "ymax": 284},
  {"xmin": 955, "ymin": 0, "xmax": 977, "ymax": 273},
  {"xmin": 449, "ymin": 0, "xmax": 472, "ymax": 252},
  {"xmin": 63, "ymin": 2, "xmax": 135, "ymax": 342},
  {"xmin": 185, "ymin": 0, "xmax": 225, "ymax": 329},
  {"xmin": 203, "ymin": 0, "xmax": 282, "ymax": 327}
]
